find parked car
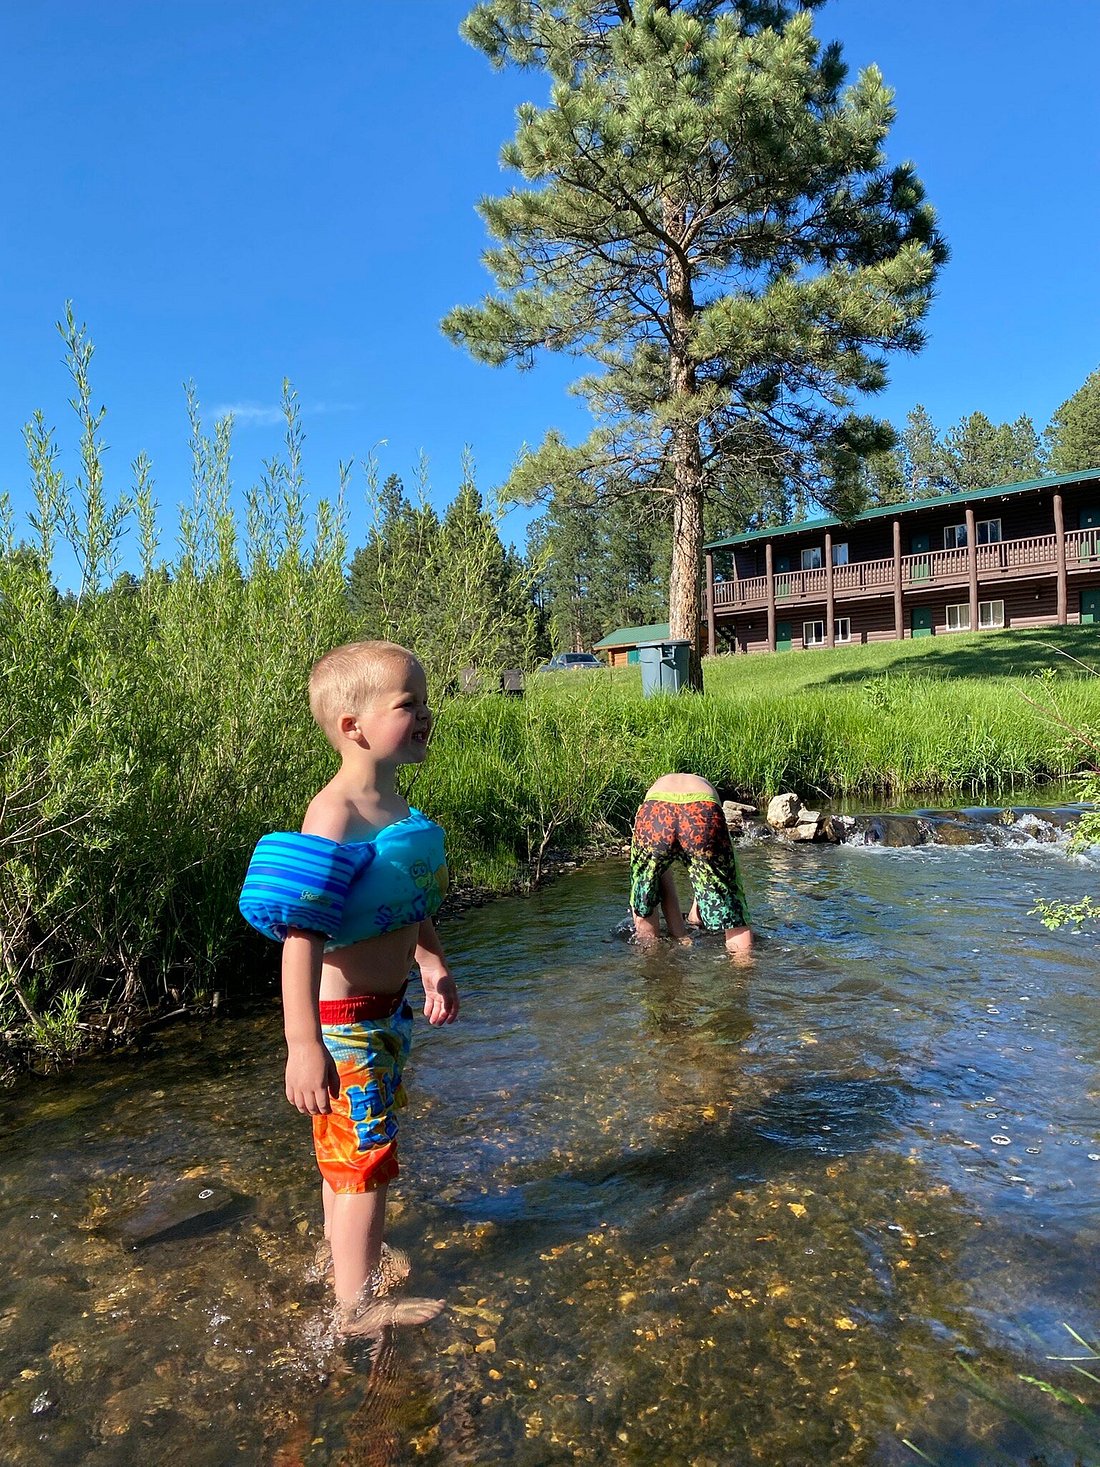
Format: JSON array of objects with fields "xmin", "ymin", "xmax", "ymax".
[{"xmin": 536, "ymin": 651, "xmax": 604, "ymax": 673}]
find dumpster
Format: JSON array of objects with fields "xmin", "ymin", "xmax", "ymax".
[{"xmin": 637, "ymin": 639, "xmax": 691, "ymax": 696}]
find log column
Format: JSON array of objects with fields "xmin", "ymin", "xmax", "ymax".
[
  {"xmin": 1054, "ymin": 491, "xmax": 1068, "ymax": 624},
  {"xmin": 965, "ymin": 505, "xmax": 979, "ymax": 631},
  {"xmin": 705, "ymin": 550, "xmax": 716, "ymax": 654},
  {"xmin": 825, "ymin": 530, "xmax": 835, "ymax": 647},
  {"xmin": 892, "ymin": 518, "xmax": 903, "ymax": 639},
  {"xmin": 765, "ymin": 541, "xmax": 776, "ymax": 652}
]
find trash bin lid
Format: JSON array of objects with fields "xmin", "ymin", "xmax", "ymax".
[{"xmin": 636, "ymin": 639, "xmax": 691, "ymax": 649}]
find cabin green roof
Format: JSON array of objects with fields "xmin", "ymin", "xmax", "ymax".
[
  {"xmin": 703, "ymin": 466, "xmax": 1100, "ymax": 551},
  {"xmin": 593, "ymin": 622, "xmax": 670, "ymax": 649}
]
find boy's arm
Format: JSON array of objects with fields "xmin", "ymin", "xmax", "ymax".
[
  {"xmin": 282, "ymin": 928, "xmax": 340, "ymax": 1113},
  {"xmin": 415, "ymin": 918, "xmax": 459, "ymax": 1026}
]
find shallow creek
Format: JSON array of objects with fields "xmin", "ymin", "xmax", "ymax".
[{"xmin": 1, "ymin": 825, "xmax": 1099, "ymax": 1465}]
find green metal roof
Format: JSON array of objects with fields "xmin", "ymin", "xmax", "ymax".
[
  {"xmin": 704, "ymin": 466, "xmax": 1100, "ymax": 551},
  {"xmin": 593, "ymin": 621, "xmax": 670, "ymax": 649}
]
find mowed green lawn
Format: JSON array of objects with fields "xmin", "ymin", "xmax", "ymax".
[{"xmin": 427, "ymin": 626, "xmax": 1100, "ymax": 883}]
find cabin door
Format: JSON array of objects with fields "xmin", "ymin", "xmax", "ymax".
[
  {"xmin": 774, "ymin": 554, "xmax": 792, "ymax": 601},
  {"xmin": 1081, "ymin": 590, "xmax": 1100, "ymax": 625},
  {"xmin": 910, "ymin": 532, "xmax": 931, "ymax": 582},
  {"xmin": 911, "ymin": 606, "xmax": 933, "ymax": 638},
  {"xmin": 775, "ymin": 621, "xmax": 793, "ymax": 652},
  {"xmin": 1079, "ymin": 507, "xmax": 1100, "ymax": 560}
]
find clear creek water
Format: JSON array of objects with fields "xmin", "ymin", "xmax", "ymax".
[{"xmin": 1, "ymin": 826, "xmax": 1098, "ymax": 1465}]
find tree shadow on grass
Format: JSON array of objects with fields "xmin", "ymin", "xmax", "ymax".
[{"xmin": 812, "ymin": 626, "xmax": 1100, "ymax": 686}]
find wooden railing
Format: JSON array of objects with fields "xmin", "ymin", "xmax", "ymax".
[{"xmin": 712, "ymin": 529, "xmax": 1093, "ymax": 610}]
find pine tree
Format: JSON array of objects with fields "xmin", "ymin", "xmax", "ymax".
[
  {"xmin": 445, "ymin": 0, "xmax": 945, "ymax": 684},
  {"xmin": 901, "ymin": 404, "xmax": 952, "ymax": 497},
  {"xmin": 944, "ymin": 410, "xmax": 1046, "ymax": 491},
  {"xmin": 1046, "ymin": 367, "xmax": 1100, "ymax": 473}
]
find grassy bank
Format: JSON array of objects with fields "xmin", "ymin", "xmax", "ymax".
[{"xmin": 425, "ymin": 625, "xmax": 1100, "ymax": 882}]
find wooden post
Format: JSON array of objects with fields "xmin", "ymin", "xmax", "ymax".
[
  {"xmin": 825, "ymin": 530, "xmax": 835, "ymax": 647},
  {"xmin": 1054, "ymin": 491, "xmax": 1068, "ymax": 624},
  {"xmin": 705, "ymin": 550, "xmax": 716, "ymax": 655},
  {"xmin": 966, "ymin": 505, "xmax": 979, "ymax": 631},
  {"xmin": 892, "ymin": 518, "xmax": 903, "ymax": 639},
  {"xmin": 765, "ymin": 541, "xmax": 776, "ymax": 652}
]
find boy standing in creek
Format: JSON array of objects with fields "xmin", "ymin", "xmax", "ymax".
[
  {"xmin": 630, "ymin": 772, "xmax": 753, "ymax": 960},
  {"xmin": 240, "ymin": 640, "xmax": 459, "ymax": 1335}
]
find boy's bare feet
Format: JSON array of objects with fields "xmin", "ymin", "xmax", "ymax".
[{"xmin": 338, "ymin": 1294, "xmax": 444, "ymax": 1337}]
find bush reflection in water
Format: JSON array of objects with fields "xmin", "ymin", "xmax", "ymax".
[{"xmin": 0, "ymin": 838, "xmax": 1098, "ymax": 1465}]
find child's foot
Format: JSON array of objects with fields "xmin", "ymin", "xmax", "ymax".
[{"xmin": 337, "ymin": 1294, "xmax": 444, "ymax": 1338}]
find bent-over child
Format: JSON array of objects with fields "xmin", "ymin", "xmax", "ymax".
[
  {"xmin": 630, "ymin": 772, "xmax": 752, "ymax": 961},
  {"xmin": 239, "ymin": 640, "xmax": 459, "ymax": 1334}
]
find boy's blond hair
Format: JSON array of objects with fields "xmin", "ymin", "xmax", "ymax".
[{"xmin": 309, "ymin": 640, "xmax": 421, "ymax": 747}]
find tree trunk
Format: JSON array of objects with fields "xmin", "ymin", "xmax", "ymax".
[
  {"xmin": 664, "ymin": 198, "xmax": 705, "ymax": 690},
  {"xmin": 668, "ymin": 476, "xmax": 704, "ymax": 687}
]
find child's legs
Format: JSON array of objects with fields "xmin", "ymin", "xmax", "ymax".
[
  {"xmin": 723, "ymin": 925, "xmax": 753, "ymax": 962},
  {"xmin": 658, "ymin": 869, "xmax": 688, "ymax": 939},
  {"xmin": 328, "ymin": 1183, "xmax": 388, "ymax": 1307}
]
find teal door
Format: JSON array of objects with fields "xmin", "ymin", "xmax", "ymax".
[
  {"xmin": 626, "ymin": 648, "xmax": 639, "ymax": 664},
  {"xmin": 911, "ymin": 606, "xmax": 933, "ymax": 638},
  {"xmin": 1078, "ymin": 508, "xmax": 1100, "ymax": 559},
  {"xmin": 776, "ymin": 620, "xmax": 792, "ymax": 652},
  {"xmin": 1082, "ymin": 590, "xmax": 1100, "ymax": 625},
  {"xmin": 911, "ymin": 531, "xmax": 930, "ymax": 582},
  {"xmin": 774, "ymin": 554, "xmax": 791, "ymax": 600}
]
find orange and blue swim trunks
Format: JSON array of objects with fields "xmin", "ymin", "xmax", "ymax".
[
  {"xmin": 312, "ymin": 988, "xmax": 413, "ymax": 1193},
  {"xmin": 630, "ymin": 792, "xmax": 750, "ymax": 931}
]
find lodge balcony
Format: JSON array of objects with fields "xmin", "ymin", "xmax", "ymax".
[{"xmin": 712, "ymin": 528, "xmax": 1100, "ymax": 612}]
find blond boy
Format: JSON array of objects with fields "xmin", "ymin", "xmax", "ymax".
[{"xmin": 240, "ymin": 641, "xmax": 458, "ymax": 1332}]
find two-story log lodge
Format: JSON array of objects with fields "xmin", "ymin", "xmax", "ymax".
[{"xmin": 702, "ymin": 467, "xmax": 1100, "ymax": 655}]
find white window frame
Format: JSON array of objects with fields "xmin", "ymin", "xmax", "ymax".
[
  {"xmin": 944, "ymin": 524, "xmax": 967, "ymax": 550},
  {"xmin": 801, "ymin": 546, "xmax": 823, "ymax": 571},
  {"xmin": 803, "ymin": 619, "xmax": 825, "ymax": 647},
  {"xmin": 946, "ymin": 602, "xmax": 971, "ymax": 631},
  {"xmin": 831, "ymin": 542, "xmax": 849, "ymax": 566},
  {"xmin": 979, "ymin": 599, "xmax": 1005, "ymax": 628},
  {"xmin": 977, "ymin": 518, "xmax": 1002, "ymax": 545},
  {"xmin": 834, "ymin": 617, "xmax": 852, "ymax": 644}
]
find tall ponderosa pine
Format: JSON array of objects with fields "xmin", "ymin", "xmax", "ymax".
[{"xmin": 445, "ymin": 0, "xmax": 944, "ymax": 684}]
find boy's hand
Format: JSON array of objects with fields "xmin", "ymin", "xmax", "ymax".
[
  {"xmin": 421, "ymin": 971, "xmax": 459, "ymax": 1026},
  {"xmin": 285, "ymin": 1041, "xmax": 340, "ymax": 1114}
]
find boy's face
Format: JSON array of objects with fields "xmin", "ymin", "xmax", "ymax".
[{"xmin": 351, "ymin": 660, "xmax": 432, "ymax": 764}]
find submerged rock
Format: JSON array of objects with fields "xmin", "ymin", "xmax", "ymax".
[
  {"xmin": 113, "ymin": 1181, "xmax": 252, "ymax": 1250},
  {"xmin": 927, "ymin": 818, "xmax": 985, "ymax": 847}
]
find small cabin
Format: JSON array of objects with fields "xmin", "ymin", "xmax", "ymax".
[{"xmin": 593, "ymin": 622, "xmax": 671, "ymax": 668}]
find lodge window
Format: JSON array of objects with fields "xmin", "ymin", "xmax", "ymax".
[
  {"xmin": 946, "ymin": 602, "xmax": 970, "ymax": 631},
  {"xmin": 803, "ymin": 620, "xmax": 825, "ymax": 646},
  {"xmin": 979, "ymin": 599, "xmax": 1005, "ymax": 628},
  {"xmin": 801, "ymin": 546, "xmax": 823, "ymax": 571},
  {"xmin": 832, "ymin": 542, "xmax": 849, "ymax": 566},
  {"xmin": 977, "ymin": 518, "xmax": 1002, "ymax": 545},
  {"xmin": 835, "ymin": 617, "xmax": 851, "ymax": 643},
  {"xmin": 944, "ymin": 524, "xmax": 967, "ymax": 549}
]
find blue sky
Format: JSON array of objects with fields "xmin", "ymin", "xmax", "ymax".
[{"xmin": 2, "ymin": 0, "xmax": 1098, "ymax": 575}]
